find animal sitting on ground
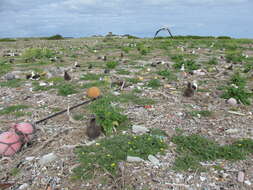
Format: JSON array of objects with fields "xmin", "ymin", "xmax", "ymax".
[
  {"xmin": 86, "ymin": 117, "xmax": 101, "ymax": 140},
  {"xmin": 64, "ymin": 70, "xmax": 71, "ymax": 81},
  {"xmin": 183, "ymin": 82, "xmax": 197, "ymax": 97}
]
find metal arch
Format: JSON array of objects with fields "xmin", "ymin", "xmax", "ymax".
[{"xmin": 154, "ymin": 27, "xmax": 173, "ymax": 38}]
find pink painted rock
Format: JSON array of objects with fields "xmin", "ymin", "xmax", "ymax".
[
  {"xmin": 0, "ymin": 131, "xmax": 21, "ymax": 156},
  {"xmin": 11, "ymin": 122, "xmax": 35, "ymax": 143}
]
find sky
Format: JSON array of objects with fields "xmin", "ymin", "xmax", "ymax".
[{"xmin": 0, "ymin": 0, "xmax": 253, "ymax": 38}]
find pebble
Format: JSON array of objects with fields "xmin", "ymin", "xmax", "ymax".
[
  {"xmin": 227, "ymin": 98, "xmax": 237, "ymax": 105},
  {"xmin": 18, "ymin": 183, "xmax": 29, "ymax": 190},
  {"xmin": 237, "ymin": 171, "xmax": 245, "ymax": 183},
  {"xmin": 148, "ymin": 155, "xmax": 160, "ymax": 166},
  {"xmin": 132, "ymin": 125, "xmax": 149, "ymax": 134},
  {"xmin": 4, "ymin": 73, "xmax": 16, "ymax": 80},
  {"xmin": 245, "ymin": 180, "xmax": 252, "ymax": 186},
  {"xmin": 25, "ymin": 156, "xmax": 35, "ymax": 161},
  {"xmin": 127, "ymin": 156, "xmax": 144, "ymax": 162},
  {"xmin": 39, "ymin": 152, "xmax": 58, "ymax": 166}
]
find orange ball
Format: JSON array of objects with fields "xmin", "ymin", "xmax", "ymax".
[{"xmin": 87, "ymin": 87, "xmax": 101, "ymax": 98}]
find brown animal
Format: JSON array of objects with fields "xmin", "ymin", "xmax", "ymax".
[
  {"xmin": 183, "ymin": 82, "xmax": 195, "ymax": 97},
  {"xmin": 64, "ymin": 70, "xmax": 71, "ymax": 81},
  {"xmin": 86, "ymin": 117, "xmax": 101, "ymax": 140}
]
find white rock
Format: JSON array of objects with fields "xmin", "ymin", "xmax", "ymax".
[
  {"xmin": 132, "ymin": 125, "xmax": 149, "ymax": 134},
  {"xmin": 25, "ymin": 156, "xmax": 35, "ymax": 161},
  {"xmin": 237, "ymin": 171, "xmax": 245, "ymax": 183},
  {"xmin": 148, "ymin": 155, "xmax": 160, "ymax": 166},
  {"xmin": 4, "ymin": 73, "xmax": 16, "ymax": 80},
  {"xmin": 200, "ymin": 176, "xmax": 206, "ymax": 181},
  {"xmin": 127, "ymin": 156, "xmax": 144, "ymax": 162},
  {"xmin": 227, "ymin": 98, "xmax": 237, "ymax": 105},
  {"xmin": 39, "ymin": 153, "xmax": 58, "ymax": 166},
  {"xmin": 113, "ymin": 91, "xmax": 121, "ymax": 96},
  {"xmin": 18, "ymin": 183, "xmax": 29, "ymax": 190},
  {"xmin": 226, "ymin": 128, "xmax": 239, "ymax": 134},
  {"xmin": 245, "ymin": 180, "xmax": 252, "ymax": 186},
  {"xmin": 39, "ymin": 82, "xmax": 47, "ymax": 86}
]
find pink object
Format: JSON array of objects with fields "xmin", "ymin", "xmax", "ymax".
[
  {"xmin": 11, "ymin": 122, "xmax": 35, "ymax": 143},
  {"xmin": 0, "ymin": 131, "xmax": 22, "ymax": 156}
]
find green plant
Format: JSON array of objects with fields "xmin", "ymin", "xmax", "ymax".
[
  {"xmin": 243, "ymin": 63, "xmax": 253, "ymax": 73},
  {"xmin": 22, "ymin": 48, "xmax": 55, "ymax": 61},
  {"xmin": 157, "ymin": 70, "xmax": 177, "ymax": 81},
  {"xmin": 57, "ymin": 84, "xmax": 78, "ymax": 96},
  {"xmin": 46, "ymin": 34, "xmax": 64, "ymax": 40},
  {"xmin": 117, "ymin": 69, "xmax": 131, "ymax": 75},
  {"xmin": 147, "ymin": 79, "xmax": 161, "ymax": 89},
  {"xmin": 172, "ymin": 134, "xmax": 253, "ymax": 171},
  {"xmin": 206, "ymin": 57, "xmax": 218, "ymax": 65},
  {"xmin": 173, "ymin": 59, "xmax": 200, "ymax": 71},
  {"xmin": 0, "ymin": 79, "xmax": 23, "ymax": 88},
  {"xmin": 126, "ymin": 78, "xmax": 141, "ymax": 84},
  {"xmin": 0, "ymin": 60, "xmax": 12, "ymax": 76},
  {"xmin": 221, "ymin": 86, "xmax": 252, "ymax": 105},
  {"xmin": 225, "ymin": 51, "xmax": 244, "ymax": 63},
  {"xmin": 106, "ymin": 61, "xmax": 119, "ymax": 69},
  {"xmin": 230, "ymin": 72, "xmax": 247, "ymax": 87},
  {"xmin": 80, "ymin": 73, "xmax": 105, "ymax": 80},
  {"xmin": 88, "ymin": 96, "xmax": 128, "ymax": 135},
  {"xmin": 0, "ymin": 38, "xmax": 16, "ymax": 42},
  {"xmin": 73, "ymin": 133, "xmax": 167, "ymax": 180},
  {"xmin": 0, "ymin": 105, "xmax": 29, "ymax": 115}
]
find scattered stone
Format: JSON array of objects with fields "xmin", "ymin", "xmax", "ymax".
[
  {"xmin": 237, "ymin": 171, "xmax": 245, "ymax": 183},
  {"xmin": 132, "ymin": 125, "xmax": 149, "ymax": 134},
  {"xmin": 245, "ymin": 180, "xmax": 252, "ymax": 186},
  {"xmin": 225, "ymin": 128, "xmax": 239, "ymax": 134},
  {"xmin": 4, "ymin": 73, "xmax": 16, "ymax": 80},
  {"xmin": 25, "ymin": 156, "xmax": 35, "ymax": 161},
  {"xmin": 193, "ymin": 69, "xmax": 206, "ymax": 76},
  {"xmin": 127, "ymin": 156, "xmax": 144, "ymax": 162},
  {"xmin": 227, "ymin": 98, "xmax": 237, "ymax": 105},
  {"xmin": 148, "ymin": 155, "xmax": 160, "ymax": 165},
  {"xmin": 39, "ymin": 152, "xmax": 58, "ymax": 166},
  {"xmin": 18, "ymin": 183, "xmax": 29, "ymax": 190}
]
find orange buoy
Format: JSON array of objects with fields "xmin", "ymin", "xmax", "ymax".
[
  {"xmin": 0, "ymin": 131, "xmax": 21, "ymax": 156},
  {"xmin": 87, "ymin": 87, "xmax": 101, "ymax": 98}
]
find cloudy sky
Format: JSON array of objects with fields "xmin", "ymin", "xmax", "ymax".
[{"xmin": 0, "ymin": 0, "xmax": 252, "ymax": 38}]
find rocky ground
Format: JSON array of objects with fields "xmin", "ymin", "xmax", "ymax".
[{"xmin": 0, "ymin": 36, "xmax": 253, "ymax": 190}]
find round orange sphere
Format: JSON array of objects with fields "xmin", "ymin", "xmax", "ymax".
[{"xmin": 87, "ymin": 87, "xmax": 101, "ymax": 98}]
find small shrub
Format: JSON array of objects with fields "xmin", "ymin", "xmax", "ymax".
[
  {"xmin": 217, "ymin": 36, "xmax": 231, "ymax": 39},
  {"xmin": 221, "ymin": 86, "xmax": 252, "ymax": 105},
  {"xmin": 225, "ymin": 51, "xmax": 244, "ymax": 63},
  {"xmin": 157, "ymin": 70, "xmax": 177, "ymax": 81},
  {"xmin": 0, "ymin": 60, "xmax": 12, "ymax": 76},
  {"xmin": 207, "ymin": 57, "xmax": 218, "ymax": 65},
  {"xmin": 230, "ymin": 72, "xmax": 247, "ymax": 87},
  {"xmin": 106, "ymin": 61, "xmax": 119, "ymax": 69},
  {"xmin": 23, "ymin": 48, "xmax": 55, "ymax": 61},
  {"xmin": 0, "ymin": 105, "xmax": 29, "ymax": 115},
  {"xmin": 147, "ymin": 79, "xmax": 161, "ymax": 89},
  {"xmin": 173, "ymin": 59, "xmax": 200, "ymax": 71},
  {"xmin": 0, "ymin": 79, "xmax": 23, "ymax": 88},
  {"xmin": 88, "ymin": 96, "xmax": 128, "ymax": 135},
  {"xmin": 57, "ymin": 84, "xmax": 78, "ymax": 96},
  {"xmin": 46, "ymin": 34, "xmax": 64, "ymax": 40}
]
